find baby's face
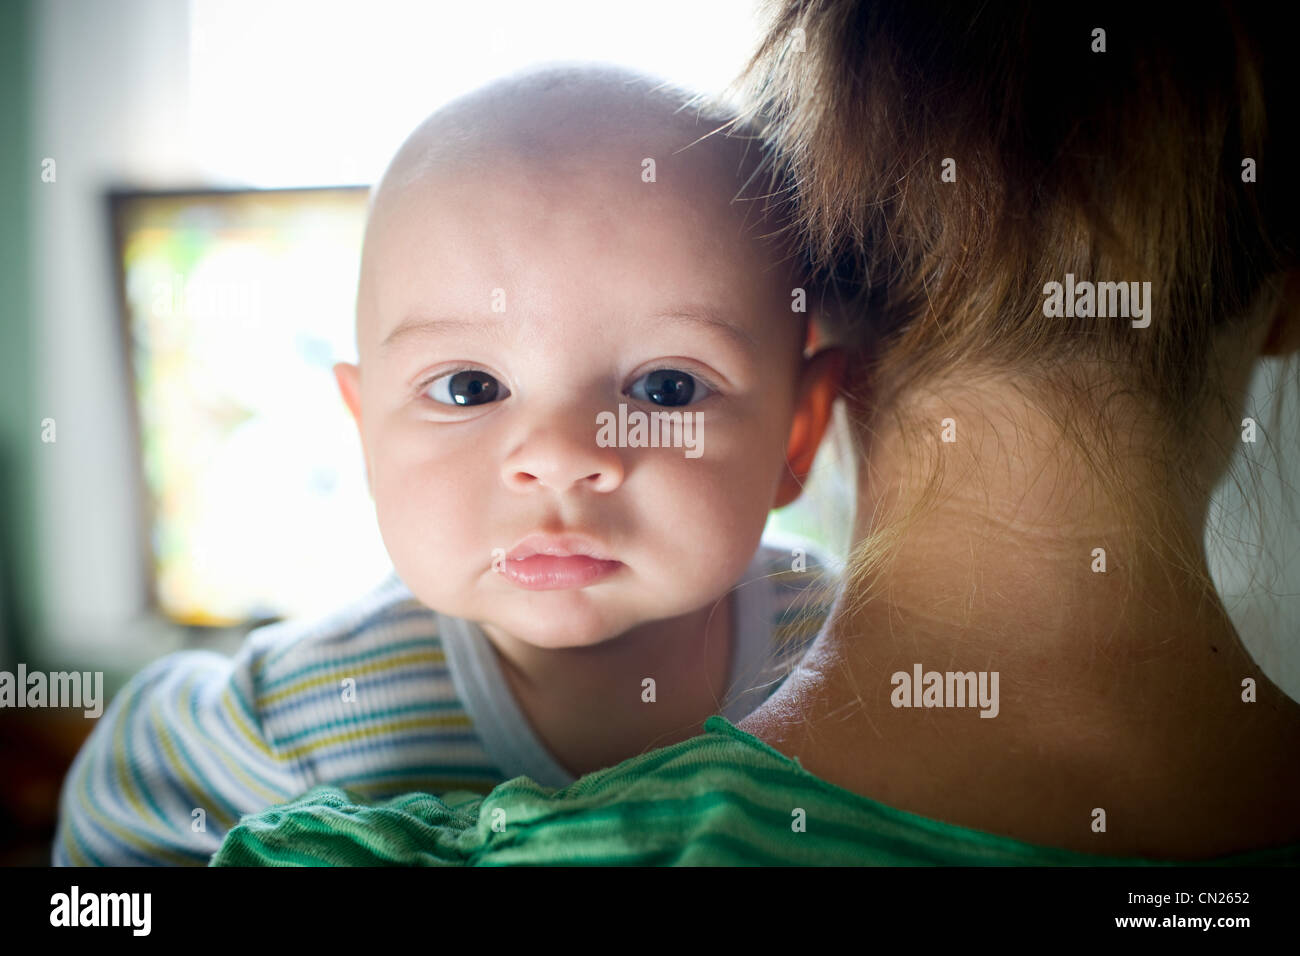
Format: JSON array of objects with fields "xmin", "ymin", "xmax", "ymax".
[{"xmin": 338, "ymin": 145, "xmax": 811, "ymax": 649}]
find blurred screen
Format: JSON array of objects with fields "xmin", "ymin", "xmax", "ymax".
[{"xmin": 113, "ymin": 187, "xmax": 393, "ymax": 626}]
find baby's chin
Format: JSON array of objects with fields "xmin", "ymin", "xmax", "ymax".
[
  {"xmin": 410, "ymin": 563, "xmax": 732, "ymax": 649},
  {"xmin": 475, "ymin": 589, "xmax": 638, "ymax": 649}
]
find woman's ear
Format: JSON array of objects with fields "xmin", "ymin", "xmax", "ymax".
[
  {"xmin": 333, "ymin": 362, "xmax": 372, "ymax": 493},
  {"xmin": 1260, "ymin": 268, "xmax": 1300, "ymax": 357},
  {"xmin": 773, "ymin": 347, "xmax": 845, "ymax": 509}
]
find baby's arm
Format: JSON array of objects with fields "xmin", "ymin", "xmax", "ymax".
[
  {"xmin": 52, "ymin": 642, "xmax": 305, "ymax": 866},
  {"xmin": 53, "ymin": 582, "xmax": 504, "ymax": 865}
]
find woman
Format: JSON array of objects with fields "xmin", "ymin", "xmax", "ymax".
[{"xmin": 212, "ymin": 0, "xmax": 1300, "ymax": 864}]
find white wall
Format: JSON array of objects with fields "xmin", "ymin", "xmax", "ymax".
[
  {"xmin": 33, "ymin": 0, "xmax": 200, "ymax": 673},
  {"xmin": 1209, "ymin": 358, "xmax": 1300, "ymax": 700}
]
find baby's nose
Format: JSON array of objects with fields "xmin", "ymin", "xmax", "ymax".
[{"xmin": 501, "ymin": 427, "xmax": 624, "ymax": 494}]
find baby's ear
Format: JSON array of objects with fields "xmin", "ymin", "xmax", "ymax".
[
  {"xmin": 333, "ymin": 362, "xmax": 371, "ymax": 493},
  {"xmin": 334, "ymin": 362, "xmax": 363, "ymax": 424},
  {"xmin": 773, "ymin": 347, "xmax": 844, "ymax": 509}
]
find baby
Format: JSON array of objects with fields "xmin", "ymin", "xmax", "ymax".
[{"xmin": 53, "ymin": 65, "xmax": 841, "ymax": 865}]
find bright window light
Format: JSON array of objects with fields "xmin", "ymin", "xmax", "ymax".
[{"xmin": 189, "ymin": 0, "xmax": 762, "ymax": 188}]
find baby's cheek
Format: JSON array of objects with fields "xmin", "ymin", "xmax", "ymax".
[
  {"xmin": 371, "ymin": 444, "xmax": 491, "ymax": 587},
  {"xmin": 632, "ymin": 444, "xmax": 780, "ymax": 588},
  {"xmin": 691, "ymin": 416, "xmax": 788, "ymax": 509}
]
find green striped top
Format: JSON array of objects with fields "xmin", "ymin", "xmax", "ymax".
[{"xmin": 210, "ymin": 716, "xmax": 1300, "ymax": 866}]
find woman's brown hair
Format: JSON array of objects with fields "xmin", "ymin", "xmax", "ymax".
[{"xmin": 740, "ymin": 0, "xmax": 1300, "ymax": 605}]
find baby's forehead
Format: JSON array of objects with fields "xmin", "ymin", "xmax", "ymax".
[
  {"xmin": 377, "ymin": 73, "xmax": 761, "ymax": 214},
  {"xmin": 356, "ymin": 67, "xmax": 798, "ymax": 349}
]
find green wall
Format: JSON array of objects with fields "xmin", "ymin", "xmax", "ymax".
[{"xmin": 0, "ymin": 0, "xmax": 37, "ymax": 667}]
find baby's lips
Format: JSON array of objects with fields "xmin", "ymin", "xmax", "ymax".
[
  {"xmin": 504, "ymin": 531, "xmax": 616, "ymax": 562},
  {"xmin": 498, "ymin": 553, "xmax": 623, "ymax": 591}
]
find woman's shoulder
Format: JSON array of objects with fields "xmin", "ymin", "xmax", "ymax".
[
  {"xmin": 472, "ymin": 718, "xmax": 1300, "ymax": 866},
  {"xmin": 210, "ymin": 714, "xmax": 1300, "ymax": 866},
  {"xmin": 519, "ymin": 710, "xmax": 1295, "ymax": 864},
  {"xmin": 742, "ymin": 667, "xmax": 1300, "ymax": 865}
]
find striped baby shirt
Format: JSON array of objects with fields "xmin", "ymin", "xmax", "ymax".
[{"xmin": 53, "ymin": 536, "xmax": 836, "ymax": 866}]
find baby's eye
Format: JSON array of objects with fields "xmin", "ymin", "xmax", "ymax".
[
  {"xmin": 425, "ymin": 369, "xmax": 510, "ymax": 406},
  {"xmin": 626, "ymin": 368, "xmax": 712, "ymax": 407}
]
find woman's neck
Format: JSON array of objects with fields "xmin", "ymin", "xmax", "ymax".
[{"xmin": 742, "ymin": 383, "xmax": 1300, "ymax": 857}]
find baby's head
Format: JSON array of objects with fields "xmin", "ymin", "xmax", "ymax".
[{"xmin": 335, "ymin": 65, "xmax": 840, "ymax": 649}]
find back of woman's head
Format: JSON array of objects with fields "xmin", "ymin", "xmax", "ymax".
[{"xmin": 745, "ymin": 0, "xmax": 1299, "ymax": 441}]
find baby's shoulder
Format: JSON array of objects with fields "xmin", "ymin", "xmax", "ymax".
[{"xmin": 245, "ymin": 573, "xmax": 447, "ymax": 697}]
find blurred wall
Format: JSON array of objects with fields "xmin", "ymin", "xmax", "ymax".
[
  {"xmin": 0, "ymin": 0, "xmax": 34, "ymax": 668},
  {"xmin": 1210, "ymin": 359, "xmax": 1300, "ymax": 700},
  {"xmin": 30, "ymin": 0, "xmax": 198, "ymax": 684}
]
